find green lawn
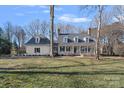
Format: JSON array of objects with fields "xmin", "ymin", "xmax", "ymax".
[{"xmin": 0, "ymin": 56, "xmax": 124, "ymax": 88}]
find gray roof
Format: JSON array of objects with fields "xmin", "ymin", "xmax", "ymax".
[
  {"xmin": 59, "ymin": 33, "xmax": 95, "ymax": 43},
  {"xmin": 25, "ymin": 37, "xmax": 50, "ymax": 45}
]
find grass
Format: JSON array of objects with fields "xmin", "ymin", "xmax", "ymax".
[{"xmin": 0, "ymin": 56, "xmax": 124, "ymax": 88}]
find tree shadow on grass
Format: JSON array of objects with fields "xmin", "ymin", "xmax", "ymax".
[
  {"xmin": 0, "ymin": 70, "xmax": 124, "ymax": 75},
  {"xmin": 0, "ymin": 64, "xmax": 83, "ymax": 70}
]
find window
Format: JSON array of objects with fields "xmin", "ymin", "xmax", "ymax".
[
  {"xmin": 86, "ymin": 38, "xmax": 89, "ymax": 43},
  {"xmin": 63, "ymin": 37, "xmax": 68, "ymax": 43},
  {"xmin": 119, "ymin": 35, "xmax": 124, "ymax": 43},
  {"xmin": 34, "ymin": 48, "xmax": 40, "ymax": 53},
  {"xmin": 101, "ymin": 36, "xmax": 108, "ymax": 44},
  {"xmin": 37, "ymin": 38, "xmax": 39, "ymax": 42},
  {"xmin": 81, "ymin": 46, "xmax": 87, "ymax": 53},
  {"xmin": 35, "ymin": 37, "xmax": 40, "ymax": 43},
  {"xmin": 89, "ymin": 38, "xmax": 94, "ymax": 43},
  {"xmin": 66, "ymin": 46, "xmax": 71, "ymax": 52},
  {"xmin": 81, "ymin": 46, "xmax": 91, "ymax": 53},
  {"xmin": 74, "ymin": 36, "xmax": 78, "ymax": 43},
  {"xmin": 83, "ymin": 37, "xmax": 89, "ymax": 43},
  {"xmin": 87, "ymin": 47, "xmax": 91, "ymax": 52},
  {"xmin": 60, "ymin": 46, "xmax": 65, "ymax": 52},
  {"xmin": 102, "ymin": 47, "xmax": 107, "ymax": 54}
]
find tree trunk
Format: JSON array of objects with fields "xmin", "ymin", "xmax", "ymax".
[
  {"xmin": 96, "ymin": 5, "xmax": 102, "ymax": 60},
  {"xmin": 50, "ymin": 5, "xmax": 54, "ymax": 57}
]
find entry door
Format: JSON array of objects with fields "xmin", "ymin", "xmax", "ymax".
[{"xmin": 74, "ymin": 46, "xmax": 78, "ymax": 53}]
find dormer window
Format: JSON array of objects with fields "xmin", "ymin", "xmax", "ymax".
[
  {"xmin": 86, "ymin": 38, "xmax": 89, "ymax": 43},
  {"xmin": 63, "ymin": 36, "xmax": 68, "ymax": 43},
  {"xmin": 35, "ymin": 37, "xmax": 40, "ymax": 43},
  {"xmin": 74, "ymin": 36, "xmax": 78, "ymax": 43},
  {"xmin": 83, "ymin": 37, "xmax": 89, "ymax": 43}
]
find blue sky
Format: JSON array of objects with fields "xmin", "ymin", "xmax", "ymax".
[
  {"xmin": 0, "ymin": 5, "xmax": 93, "ymax": 29},
  {"xmin": 0, "ymin": 5, "xmax": 114, "ymax": 30}
]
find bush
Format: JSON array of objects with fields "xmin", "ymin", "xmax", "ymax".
[{"xmin": 0, "ymin": 38, "xmax": 11, "ymax": 55}]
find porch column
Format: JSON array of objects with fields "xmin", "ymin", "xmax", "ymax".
[
  {"xmin": 72, "ymin": 46, "xmax": 74, "ymax": 55},
  {"xmin": 87, "ymin": 46, "xmax": 88, "ymax": 54}
]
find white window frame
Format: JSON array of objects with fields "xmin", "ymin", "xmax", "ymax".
[
  {"xmin": 74, "ymin": 36, "xmax": 78, "ymax": 43},
  {"xmin": 34, "ymin": 48, "xmax": 40, "ymax": 53},
  {"xmin": 83, "ymin": 37, "xmax": 89, "ymax": 43},
  {"xmin": 60, "ymin": 46, "xmax": 65, "ymax": 52},
  {"xmin": 35, "ymin": 37, "xmax": 40, "ymax": 43},
  {"xmin": 63, "ymin": 36, "xmax": 68, "ymax": 43}
]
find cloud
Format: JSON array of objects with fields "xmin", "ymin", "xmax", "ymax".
[
  {"xmin": 58, "ymin": 14, "xmax": 91, "ymax": 23},
  {"xmin": 39, "ymin": 5, "xmax": 48, "ymax": 9},
  {"xmin": 13, "ymin": 5, "xmax": 36, "ymax": 10},
  {"xmin": 55, "ymin": 7, "xmax": 63, "ymax": 11},
  {"xmin": 15, "ymin": 13, "xmax": 25, "ymax": 16},
  {"xmin": 42, "ymin": 10, "xmax": 49, "ymax": 13},
  {"xmin": 27, "ymin": 11, "xmax": 39, "ymax": 14}
]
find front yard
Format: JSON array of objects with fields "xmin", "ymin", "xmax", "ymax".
[{"xmin": 0, "ymin": 56, "xmax": 124, "ymax": 88}]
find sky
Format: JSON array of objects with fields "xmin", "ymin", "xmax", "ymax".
[
  {"xmin": 0, "ymin": 5, "xmax": 95, "ymax": 30},
  {"xmin": 0, "ymin": 5, "xmax": 117, "ymax": 32}
]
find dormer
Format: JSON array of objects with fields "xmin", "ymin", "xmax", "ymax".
[
  {"xmin": 83, "ymin": 37, "xmax": 89, "ymax": 43},
  {"xmin": 35, "ymin": 36, "xmax": 40, "ymax": 43},
  {"xmin": 74, "ymin": 36, "xmax": 78, "ymax": 43},
  {"xmin": 63, "ymin": 36, "xmax": 68, "ymax": 43}
]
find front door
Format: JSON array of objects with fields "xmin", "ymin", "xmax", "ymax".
[{"xmin": 74, "ymin": 46, "xmax": 78, "ymax": 54}]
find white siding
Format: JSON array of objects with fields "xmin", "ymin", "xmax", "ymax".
[{"xmin": 26, "ymin": 44, "xmax": 50, "ymax": 55}]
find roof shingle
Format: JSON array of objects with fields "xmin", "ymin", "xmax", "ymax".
[{"xmin": 25, "ymin": 37, "xmax": 50, "ymax": 45}]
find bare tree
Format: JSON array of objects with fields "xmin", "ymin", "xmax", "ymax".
[
  {"xmin": 94, "ymin": 6, "xmax": 104, "ymax": 60},
  {"xmin": 57, "ymin": 23, "xmax": 80, "ymax": 34},
  {"xmin": 91, "ymin": 11, "xmax": 112, "ymax": 28},
  {"xmin": 41, "ymin": 21, "xmax": 49, "ymax": 36},
  {"xmin": 14, "ymin": 26, "xmax": 26, "ymax": 48},
  {"xmin": 113, "ymin": 5, "xmax": 124, "ymax": 24},
  {"xmin": 91, "ymin": 9, "xmax": 114, "ymax": 57},
  {"xmin": 4, "ymin": 22, "xmax": 14, "ymax": 43},
  {"xmin": 106, "ymin": 29, "xmax": 124, "ymax": 55},
  {"xmin": 24, "ymin": 19, "xmax": 49, "ymax": 37},
  {"xmin": 80, "ymin": 5, "xmax": 108, "ymax": 60},
  {"xmin": 50, "ymin": 5, "xmax": 54, "ymax": 57}
]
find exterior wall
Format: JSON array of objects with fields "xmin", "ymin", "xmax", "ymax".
[
  {"xmin": 25, "ymin": 44, "xmax": 50, "ymax": 55},
  {"xmin": 58, "ymin": 43, "xmax": 96, "ymax": 56},
  {"xmin": 58, "ymin": 33, "xmax": 96, "ymax": 56}
]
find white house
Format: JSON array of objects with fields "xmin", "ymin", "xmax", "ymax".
[{"xmin": 25, "ymin": 35, "xmax": 50, "ymax": 56}]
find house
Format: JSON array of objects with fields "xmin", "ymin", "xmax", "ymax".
[
  {"xmin": 25, "ymin": 29, "xmax": 100, "ymax": 56},
  {"xmin": 57, "ymin": 22, "xmax": 124, "ymax": 56},
  {"xmin": 25, "ymin": 35, "xmax": 51, "ymax": 56},
  {"xmin": 25, "ymin": 22, "xmax": 124, "ymax": 56},
  {"xmin": 58, "ymin": 28, "xmax": 96, "ymax": 56},
  {"xmin": 25, "ymin": 34, "xmax": 58, "ymax": 56}
]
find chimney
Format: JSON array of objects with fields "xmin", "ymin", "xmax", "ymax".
[
  {"xmin": 58, "ymin": 28, "xmax": 61, "ymax": 35},
  {"xmin": 57, "ymin": 28, "xmax": 61, "ymax": 43},
  {"xmin": 88, "ymin": 28, "xmax": 91, "ymax": 36}
]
